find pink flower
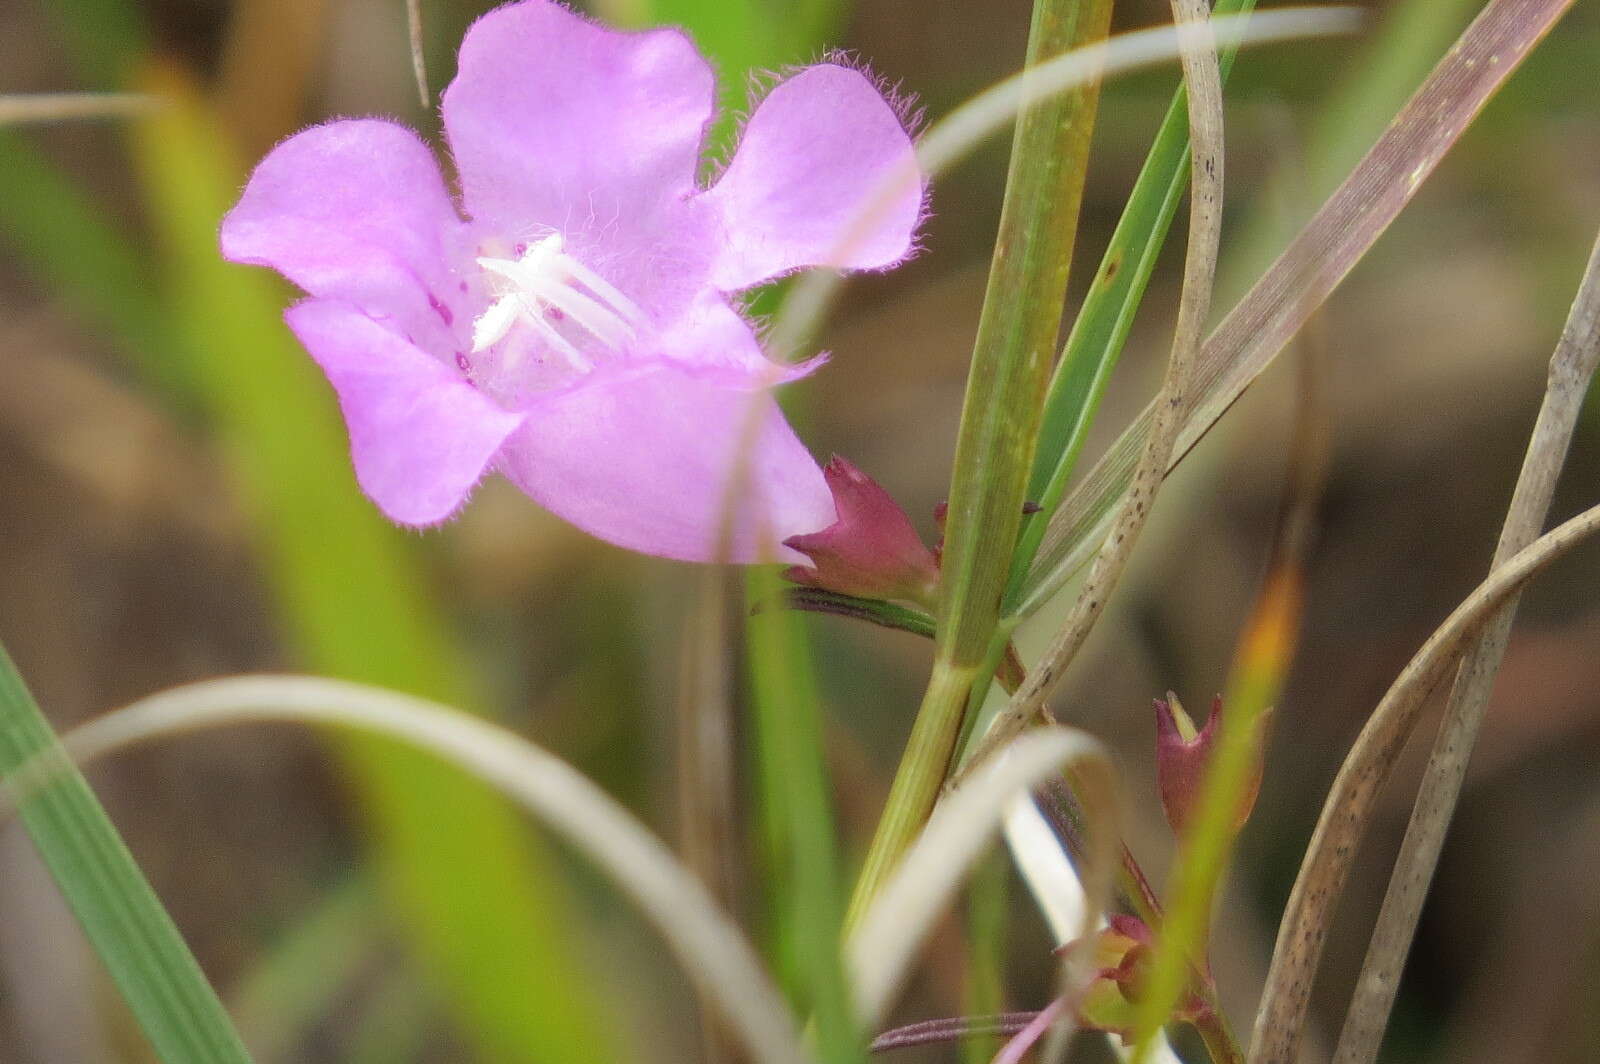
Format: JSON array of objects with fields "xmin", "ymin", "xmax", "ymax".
[{"xmin": 221, "ymin": 0, "xmax": 922, "ymax": 561}]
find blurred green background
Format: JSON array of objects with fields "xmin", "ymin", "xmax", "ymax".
[{"xmin": 1, "ymin": 0, "xmax": 1598, "ymax": 1061}]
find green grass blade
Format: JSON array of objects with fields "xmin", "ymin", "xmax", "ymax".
[
  {"xmin": 128, "ymin": 66, "xmax": 620, "ymax": 1063},
  {"xmin": 0, "ymin": 641, "xmax": 254, "ymax": 1063},
  {"xmin": 1003, "ymin": 0, "xmax": 1258, "ymax": 614},
  {"xmin": 32, "ymin": 0, "xmax": 146, "ymax": 85},
  {"xmin": 1129, "ymin": 569, "xmax": 1302, "ymax": 1064},
  {"xmin": 747, "ymin": 568, "xmax": 858, "ymax": 1063},
  {"xmin": 961, "ymin": 850, "xmax": 1008, "ymax": 1064}
]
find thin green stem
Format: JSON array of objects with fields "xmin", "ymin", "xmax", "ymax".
[
  {"xmin": 849, "ymin": 0, "xmax": 1115, "ymax": 923},
  {"xmin": 845, "ymin": 661, "xmax": 977, "ymax": 933}
]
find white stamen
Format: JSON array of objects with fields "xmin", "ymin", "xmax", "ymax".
[{"xmin": 470, "ymin": 233, "xmax": 643, "ymax": 371}]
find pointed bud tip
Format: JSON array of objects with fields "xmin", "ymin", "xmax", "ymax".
[
  {"xmin": 1154, "ymin": 691, "xmax": 1266, "ymax": 838},
  {"xmin": 780, "ymin": 456, "xmax": 938, "ymax": 605}
]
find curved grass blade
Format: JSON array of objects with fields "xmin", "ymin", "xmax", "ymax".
[
  {"xmin": 1332, "ymin": 224, "xmax": 1600, "ymax": 1064},
  {"xmin": 848, "ymin": 726, "xmax": 1118, "ymax": 1030},
  {"xmin": 1250, "ymin": 499, "xmax": 1600, "ymax": 1064},
  {"xmin": 0, "ymin": 642, "xmax": 253, "ymax": 1063},
  {"xmin": 1019, "ymin": 0, "xmax": 1578, "ymax": 619},
  {"xmin": 14, "ymin": 675, "xmax": 815, "ymax": 1064}
]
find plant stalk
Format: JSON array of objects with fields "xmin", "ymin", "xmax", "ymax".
[{"xmin": 846, "ymin": 0, "xmax": 1115, "ymax": 930}]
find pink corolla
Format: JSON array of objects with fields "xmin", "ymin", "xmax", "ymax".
[{"xmin": 221, "ymin": 0, "xmax": 922, "ymax": 561}]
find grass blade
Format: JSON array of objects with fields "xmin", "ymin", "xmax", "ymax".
[
  {"xmin": 1020, "ymin": 0, "xmax": 1578, "ymax": 618},
  {"xmin": 0, "ymin": 131, "xmax": 190, "ymax": 399},
  {"xmin": 28, "ymin": 675, "xmax": 813, "ymax": 1064},
  {"xmin": 1250, "ymin": 498, "xmax": 1600, "ymax": 1064},
  {"xmin": 0, "ymin": 92, "xmax": 158, "ymax": 124},
  {"xmin": 1332, "ymin": 224, "xmax": 1600, "ymax": 1064},
  {"xmin": 747, "ymin": 569, "xmax": 857, "ymax": 1062},
  {"xmin": 970, "ymin": 0, "xmax": 1227, "ymax": 767},
  {"xmin": 848, "ymin": 727, "xmax": 1118, "ymax": 1029},
  {"xmin": 1131, "ymin": 567, "xmax": 1304, "ymax": 1064},
  {"xmin": 0, "ymin": 642, "xmax": 253, "ymax": 1063},
  {"xmin": 1005, "ymin": 0, "xmax": 1261, "ymax": 614}
]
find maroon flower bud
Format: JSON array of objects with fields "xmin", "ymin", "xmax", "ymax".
[
  {"xmin": 1154, "ymin": 692, "xmax": 1267, "ymax": 838},
  {"xmin": 783, "ymin": 456, "xmax": 939, "ymax": 606}
]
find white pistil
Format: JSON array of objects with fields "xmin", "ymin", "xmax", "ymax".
[{"xmin": 470, "ymin": 233, "xmax": 643, "ymax": 372}]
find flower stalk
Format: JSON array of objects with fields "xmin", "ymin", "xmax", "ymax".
[{"xmin": 846, "ymin": 0, "xmax": 1115, "ymax": 931}]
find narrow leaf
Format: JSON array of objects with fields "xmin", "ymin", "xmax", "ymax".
[
  {"xmin": 42, "ymin": 675, "xmax": 813, "ymax": 1064},
  {"xmin": 1020, "ymin": 0, "xmax": 1578, "ymax": 617},
  {"xmin": 0, "ymin": 642, "xmax": 253, "ymax": 1063}
]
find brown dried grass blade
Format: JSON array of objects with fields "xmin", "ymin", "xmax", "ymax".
[
  {"xmin": 0, "ymin": 93, "xmax": 158, "ymax": 125},
  {"xmin": 1331, "ymin": 224, "xmax": 1600, "ymax": 1064},
  {"xmin": 1249, "ymin": 498, "xmax": 1600, "ymax": 1064}
]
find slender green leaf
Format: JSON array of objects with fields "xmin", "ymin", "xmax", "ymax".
[
  {"xmin": 962, "ymin": 851, "xmax": 1008, "ymax": 1064},
  {"xmin": 230, "ymin": 878, "xmax": 382, "ymax": 1060},
  {"xmin": 1130, "ymin": 570, "xmax": 1302, "ymax": 1064},
  {"xmin": 0, "ymin": 641, "xmax": 253, "ymax": 1064},
  {"xmin": 1004, "ymin": 0, "xmax": 1261, "ymax": 615},
  {"xmin": 33, "ymin": 0, "xmax": 147, "ymax": 85},
  {"xmin": 0, "ymin": 130, "xmax": 190, "ymax": 402},
  {"xmin": 747, "ymin": 568, "xmax": 857, "ymax": 1063}
]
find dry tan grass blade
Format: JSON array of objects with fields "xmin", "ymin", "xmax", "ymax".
[{"xmin": 1249, "ymin": 500, "xmax": 1600, "ymax": 1064}]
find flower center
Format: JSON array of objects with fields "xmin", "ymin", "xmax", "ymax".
[{"xmin": 470, "ymin": 233, "xmax": 643, "ymax": 372}]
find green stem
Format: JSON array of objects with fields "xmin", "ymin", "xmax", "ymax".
[
  {"xmin": 848, "ymin": 0, "xmax": 1115, "ymax": 924},
  {"xmin": 845, "ymin": 661, "xmax": 976, "ymax": 932}
]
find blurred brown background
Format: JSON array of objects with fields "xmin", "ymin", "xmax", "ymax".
[{"xmin": 2, "ymin": 0, "xmax": 1599, "ymax": 1060}]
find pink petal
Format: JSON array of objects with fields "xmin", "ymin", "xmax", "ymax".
[
  {"xmin": 286, "ymin": 300, "xmax": 525, "ymax": 526},
  {"xmin": 651, "ymin": 290, "xmax": 820, "ymax": 383},
  {"xmin": 221, "ymin": 120, "xmax": 466, "ymax": 353},
  {"xmin": 496, "ymin": 364, "xmax": 834, "ymax": 562},
  {"xmin": 702, "ymin": 64, "xmax": 922, "ymax": 292},
  {"xmin": 443, "ymin": 0, "xmax": 714, "ymax": 233}
]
